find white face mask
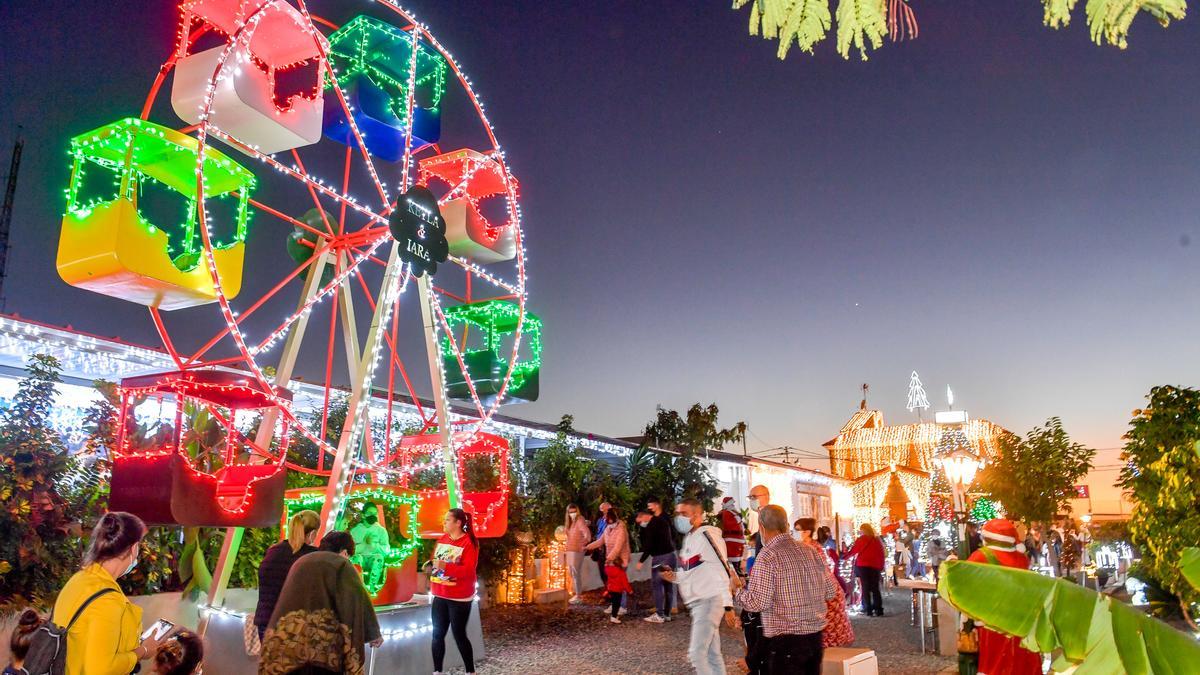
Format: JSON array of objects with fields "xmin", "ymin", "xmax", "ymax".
[
  {"xmin": 749, "ymin": 498, "xmax": 761, "ymax": 512},
  {"xmin": 673, "ymin": 515, "xmax": 692, "ymax": 534},
  {"xmin": 568, "ymin": 513, "xmax": 577, "ymax": 520}
]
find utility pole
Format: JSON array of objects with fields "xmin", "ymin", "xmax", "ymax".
[{"xmin": 0, "ymin": 129, "xmax": 24, "ymax": 313}]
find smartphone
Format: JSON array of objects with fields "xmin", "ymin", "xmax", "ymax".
[
  {"xmin": 654, "ymin": 564, "xmax": 672, "ymax": 573},
  {"xmin": 141, "ymin": 619, "xmax": 174, "ymax": 641}
]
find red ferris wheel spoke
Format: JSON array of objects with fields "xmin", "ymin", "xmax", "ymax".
[
  {"xmin": 446, "ymin": 255, "xmax": 521, "ymax": 296},
  {"xmin": 338, "ymin": 145, "xmax": 353, "ymax": 236},
  {"xmin": 149, "ymin": 306, "xmax": 186, "ymax": 369},
  {"xmin": 247, "ymin": 196, "xmax": 329, "ymax": 240},
  {"xmin": 207, "ymin": 127, "xmax": 387, "ymax": 227},
  {"xmin": 184, "ymin": 238, "xmax": 333, "ymax": 366},
  {"xmin": 291, "ymin": 150, "xmax": 337, "ymax": 236}
]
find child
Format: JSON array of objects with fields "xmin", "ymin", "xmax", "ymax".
[
  {"xmin": 153, "ymin": 630, "xmax": 204, "ymax": 675},
  {"xmin": 5, "ymin": 609, "xmax": 40, "ymax": 675}
]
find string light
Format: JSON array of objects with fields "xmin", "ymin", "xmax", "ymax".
[
  {"xmin": 500, "ymin": 545, "xmax": 534, "ymax": 604},
  {"xmin": 826, "ymin": 410, "xmax": 1006, "ymax": 480},
  {"xmin": 172, "ymin": 0, "xmax": 328, "ymax": 154},
  {"xmin": 58, "ymin": 118, "xmax": 256, "ymax": 309},
  {"xmin": 439, "ymin": 300, "xmax": 541, "ymax": 405}
]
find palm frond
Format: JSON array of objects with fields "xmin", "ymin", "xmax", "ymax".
[
  {"xmin": 1043, "ymin": 0, "xmax": 1080, "ymax": 28},
  {"xmin": 1086, "ymin": 0, "xmax": 1186, "ymax": 48},
  {"xmin": 836, "ymin": 0, "xmax": 888, "ymax": 60},
  {"xmin": 938, "ymin": 560, "xmax": 1200, "ymax": 672}
]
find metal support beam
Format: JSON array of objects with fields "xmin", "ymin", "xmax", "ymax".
[
  {"xmin": 201, "ymin": 250, "xmax": 331, "ymax": 623},
  {"xmin": 318, "ymin": 243, "xmax": 406, "ymax": 535},
  {"xmin": 417, "ymin": 274, "xmax": 459, "ymax": 509}
]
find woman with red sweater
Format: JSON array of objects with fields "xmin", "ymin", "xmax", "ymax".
[
  {"xmin": 845, "ymin": 523, "xmax": 887, "ymax": 616},
  {"xmin": 429, "ymin": 508, "xmax": 479, "ymax": 675}
]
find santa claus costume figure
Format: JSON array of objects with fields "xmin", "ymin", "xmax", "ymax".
[
  {"xmin": 719, "ymin": 497, "xmax": 746, "ymax": 569},
  {"xmin": 966, "ymin": 519, "xmax": 1043, "ymax": 675}
]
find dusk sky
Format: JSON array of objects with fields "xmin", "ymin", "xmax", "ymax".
[{"xmin": 3, "ymin": 1, "xmax": 1199, "ymax": 502}]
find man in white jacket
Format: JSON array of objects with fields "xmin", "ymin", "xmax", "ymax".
[{"xmin": 662, "ymin": 497, "xmax": 737, "ymax": 675}]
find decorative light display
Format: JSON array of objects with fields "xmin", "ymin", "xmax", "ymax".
[
  {"xmin": 172, "ymin": 0, "xmax": 328, "ymax": 154},
  {"xmin": 905, "ymin": 371, "xmax": 929, "ymax": 413},
  {"xmin": 918, "ymin": 468, "xmax": 958, "ymax": 559},
  {"xmin": 500, "ymin": 544, "xmax": 534, "ymax": 604},
  {"xmin": 826, "ymin": 412, "xmax": 1006, "ymax": 481},
  {"xmin": 393, "ymin": 432, "xmax": 510, "ymax": 539},
  {"xmin": 322, "ymin": 15, "xmax": 446, "ymax": 160},
  {"xmin": 54, "ymin": 0, "xmax": 535, "ymax": 609},
  {"xmin": 57, "ymin": 118, "xmax": 255, "ymax": 310},
  {"xmin": 108, "ymin": 370, "xmax": 291, "ymax": 527},
  {"xmin": 439, "ymin": 300, "xmax": 541, "ymax": 405},
  {"xmin": 420, "ymin": 149, "xmax": 519, "ymax": 264},
  {"xmin": 545, "ymin": 537, "xmax": 567, "ymax": 592},
  {"xmin": 283, "ymin": 485, "xmax": 421, "ymax": 598},
  {"xmin": 969, "ymin": 497, "xmax": 999, "ymax": 523},
  {"xmin": 849, "ymin": 467, "xmax": 928, "ymax": 530}
]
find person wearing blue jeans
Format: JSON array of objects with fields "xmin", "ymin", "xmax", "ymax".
[{"xmin": 635, "ymin": 505, "xmax": 677, "ymax": 622}]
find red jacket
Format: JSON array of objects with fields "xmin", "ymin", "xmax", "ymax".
[
  {"xmin": 720, "ymin": 509, "xmax": 745, "ymax": 560},
  {"xmin": 846, "ymin": 534, "xmax": 885, "ymax": 570},
  {"xmin": 431, "ymin": 533, "xmax": 478, "ymax": 601}
]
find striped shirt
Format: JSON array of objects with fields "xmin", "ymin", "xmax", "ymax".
[{"xmin": 734, "ymin": 533, "xmax": 839, "ymax": 637}]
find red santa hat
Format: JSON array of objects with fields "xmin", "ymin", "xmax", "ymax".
[
  {"xmin": 980, "ymin": 519, "xmax": 1019, "ymax": 550},
  {"xmin": 723, "ymin": 496, "xmax": 735, "ymax": 505}
]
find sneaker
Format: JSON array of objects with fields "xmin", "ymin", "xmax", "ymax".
[
  {"xmin": 568, "ymin": 595, "xmax": 582, "ymax": 604},
  {"xmin": 609, "ymin": 616, "xmax": 621, "ymax": 624},
  {"xmin": 618, "ymin": 607, "xmax": 628, "ymax": 616},
  {"xmin": 644, "ymin": 614, "xmax": 665, "ymax": 624}
]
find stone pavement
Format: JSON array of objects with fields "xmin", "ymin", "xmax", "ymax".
[{"xmin": 479, "ymin": 582, "xmax": 956, "ymax": 674}]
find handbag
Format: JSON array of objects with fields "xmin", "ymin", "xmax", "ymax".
[
  {"xmin": 242, "ymin": 614, "xmax": 262, "ymax": 657},
  {"xmin": 957, "ymin": 619, "xmax": 979, "ymax": 654}
]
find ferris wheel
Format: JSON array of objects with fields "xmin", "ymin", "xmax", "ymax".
[{"xmin": 55, "ymin": 0, "xmax": 536, "ymax": 595}]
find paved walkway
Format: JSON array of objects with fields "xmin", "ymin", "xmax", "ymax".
[{"xmin": 480, "ymin": 583, "xmax": 955, "ymax": 674}]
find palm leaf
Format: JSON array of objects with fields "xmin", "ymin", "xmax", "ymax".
[
  {"xmin": 836, "ymin": 0, "xmax": 887, "ymax": 60},
  {"xmin": 938, "ymin": 559, "xmax": 1200, "ymax": 673},
  {"xmin": 1182, "ymin": 547, "xmax": 1200, "ymax": 592},
  {"xmin": 1085, "ymin": 0, "xmax": 1186, "ymax": 48},
  {"xmin": 1044, "ymin": 0, "xmax": 1081, "ymax": 28},
  {"xmin": 735, "ymin": 0, "xmax": 832, "ymax": 58}
]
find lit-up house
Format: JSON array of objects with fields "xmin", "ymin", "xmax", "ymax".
[{"xmin": 823, "ymin": 403, "xmax": 1010, "ymax": 529}]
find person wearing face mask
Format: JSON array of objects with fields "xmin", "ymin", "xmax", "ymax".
[
  {"xmin": 260, "ymin": 531, "xmax": 384, "ymax": 675},
  {"xmin": 730, "ymin": 508, "xmax": 839, "ymax": 674},
  {"xmin": 51, "ymin": 511, "xmax": 165, "ymax": 675},
  {"xmin": 660, "ymin": 499, "xmax": 737, "ymax": 675},
  {"xmin": 563, "ymin": 504, "xmax": 591, "ymax": 604},
  {"xmin": 793, "ymin": 518, "xmax": 855, "ymax": 649},
  {"xmin": 634, "ymin": 505, "xmax": 676, "ymax": 623},
  {"xmin": 741, "ymin": 486, "xmax": 771, "ymax": 673}
]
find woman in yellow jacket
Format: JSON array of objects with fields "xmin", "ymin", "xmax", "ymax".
[{"xmin": 52, "ymin": 512, "xmax": 166, "ymax": 675}]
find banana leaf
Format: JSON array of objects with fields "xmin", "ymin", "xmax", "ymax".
[
  {"xmin": 938, "ymin": 559, "xmax": 1200, "ymax": 674},
  {"xmin": 1183, "ymin": 548, "xmax": 1200, "ymax": 592}
]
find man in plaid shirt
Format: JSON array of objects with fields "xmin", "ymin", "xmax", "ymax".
[{"xmin": 730, "ymin": 505, "xmax": 839, "ymax": 674}]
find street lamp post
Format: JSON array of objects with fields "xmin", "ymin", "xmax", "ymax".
[{"xmin": 936, "ymin": 446, "xmax": 981, "ymax": 558}]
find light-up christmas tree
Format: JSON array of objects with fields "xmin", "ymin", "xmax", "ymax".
[
  {"xmin": 906, "ymin": 371, "xmax": 930, "ymax": 418},
  {"xmin": 919, "ymin": 467, "xmax": 957, "ymax": 559}
]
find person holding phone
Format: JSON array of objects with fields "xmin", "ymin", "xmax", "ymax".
[{"xmin": 52, "ymin": 511, "xmax": 166, "ymax": 674}]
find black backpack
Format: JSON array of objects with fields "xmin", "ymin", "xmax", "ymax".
[{"xmin": 21, "ymin": 588, "xmax": 117, "ymax": 675}]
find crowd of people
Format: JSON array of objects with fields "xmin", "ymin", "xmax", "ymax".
[
  {"xmin": 6, "ymin": 506, "xmax": 480, "ymax": 675},
  {"xmin": 557, "ymin": 486, "xmax": 862, "ymax": 675}
]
